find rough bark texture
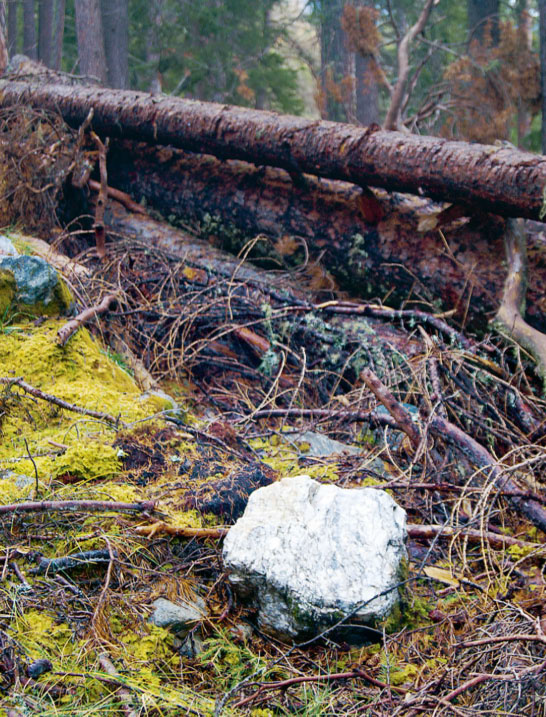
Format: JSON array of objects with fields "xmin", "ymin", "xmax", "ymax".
[
  {"xmin": 53, "ymin": 0, "xmax": 65, "ymax": 70},
  {"xmin": 100, "ymin": 0, "xmax": 128, "ymax": 89},
  {"xmin": 1, "ymin": 80, "xmax": 545, "ymax": 220},
  {"xmin": 105, "ymin": 140, "xmax": 546, "ymax": 333},
  {"xmin": 320, "ymin": 0, "xmax": 348, "ymax": 122},
  {"xmin": 74, "ymin": 0, "xmax": 106, "ymax": 83},
  {"xmin": 22, "ymin": 0, "xmax": 37, "ymax": 60},
  {"xmin": 468, "ymin": 0, "xmax": 499, "ymax": 46},
  {"xmin": 7, "ymin": 0, "xmax": 16, "ymax": 57},
  {"xmin": 38, "ymin": 0, "xmax": 53, "ymax": 67},
  {"xmin": 540, "ymin": 0, "xmax": 546, "ymax": 154},
  {"xmin": 0, "ymin": 1, "xmax": 8, "ymax": 74}
]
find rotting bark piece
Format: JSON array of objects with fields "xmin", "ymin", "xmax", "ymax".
[{"xmin": 1, "ymin": 80, "xmax": 546, "ymax": 219}]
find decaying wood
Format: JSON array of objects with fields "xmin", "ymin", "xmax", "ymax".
[
  {"xmin": 493, "ymin": 218, "xmax": 546, "ymax": 377},
  {"xmin": 91, "ymin": 131, "xmax": 107, "ymax": 258},
  {"xmin": 2, "ymin": 80, "xmax": 546, "ymax": 219},
  {"xmin": 104, "ymin": 141, "xmax": 546, "ymax": 332}
]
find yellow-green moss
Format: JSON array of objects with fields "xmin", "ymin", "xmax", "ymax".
[
  {"xmin": 0, "ymin": 320, "xmax": 166, "ymax": 476},
  {"xmin": 51, "ymin": 442, "xmax": 121, "ymax": 481},
  {"xmin": 0, "ymin": 268, "xmax": 16, "ymax": 318}
]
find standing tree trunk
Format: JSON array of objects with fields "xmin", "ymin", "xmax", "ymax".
[
  {"xmin": 23, "ymin": 0, "xmax": 37, "ymax": 60},
  {"xmin": 145, "ymin": 0, "xmax": 163, "ymax": 93},
  {"xmin": 100, "ymin": 0, "xmax": 128, "ymax": 88},
  {"xmin": 516, "ymin": 0, "xmax": 533, "ymax": 147},
  {"xmin": 74, "ymin": 0, "xmax": 107, "ymax": 84},
  {"xmin": 467, "ymin": 0, "xmax": 499, "ymax": 47},
  {"xmin": 0, "ymin": 1, "xmax": 7, "ymax": 74},
  {"xmin": 540, "ymin": 0, "xmax": 546, "ymax": 154},
  {"xmin": 53, "ymin": 0, "xmax": 65, "ymax": 70},
  {"xmin": 320, "ymin": 0, "xmax": 349, "ymax": 122},
  {"xmin": 7, "ymin": 0, "xmax": 16, "ymax": 57},
  {"xmin": 38, "ymin": 0, "xmax": 54, "ymax": 67},
  {"xmin": 355, "ymin": 54, "xmax": 379, "ymax": 126}
]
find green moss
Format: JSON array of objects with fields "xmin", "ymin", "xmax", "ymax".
[
  {"xmin": 51, "ymin": 443, "xmax": 121, "ymax": 481},
  {"xmin": 0, "ymin": 268, "xmax": 16, "ymax": 318},
  {"xmin": 0, "ymin": 320, "xmax": 170, "ymax": 477}
]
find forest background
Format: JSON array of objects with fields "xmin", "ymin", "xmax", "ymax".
[{"xmin": 5, "ymin": 0, "xmax": 546, "ymax": 152}]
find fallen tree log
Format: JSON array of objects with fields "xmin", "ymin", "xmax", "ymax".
[
  {"xmin": 105, "ymin": 141, "xmax": 546, "ymax": 332},
  {"xmin": 64, "ymin": 201, "xmax": 546, "ymax": 534},
  {"xmin": 2, "ymin": 79, "xmax": 546, "ymax": 219}
]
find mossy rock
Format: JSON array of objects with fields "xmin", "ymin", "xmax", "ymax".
[{"xmin": 0, "ymin": 255, "xmax": 72, "ymax": 317}]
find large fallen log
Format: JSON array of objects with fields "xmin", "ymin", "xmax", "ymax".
[
  {"xmin": 64, "ymin": 200, "xmax": 546, "ymax": 533},
  {"xmin": 105, "ymin": 140, "xmax": 546, "ymax": 333},
  {"xmin": 2, "ymin": 79, "xmax": 546, "ymax": 219}
]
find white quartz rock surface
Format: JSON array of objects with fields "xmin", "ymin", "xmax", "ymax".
[{"xmin": 223, "ymin": 475, "xmax": 407, "ymax": 640}]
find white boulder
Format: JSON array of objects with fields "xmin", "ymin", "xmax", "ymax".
[{"xmin": 223, "ymin": 475, "xmax": 407, "ymax": 641}]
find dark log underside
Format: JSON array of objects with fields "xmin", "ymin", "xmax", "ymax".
[
  {"xmin": 105, "ymin": 141, "xmax": 546, "ymax": 333},
  {"xmin": 2, "ymin": 80, "xmax": 546, "ymax": 219}
]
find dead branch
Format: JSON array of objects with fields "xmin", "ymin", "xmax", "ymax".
[
  {"xmin": 91, "ymin": 131, "xmax": 108, "ymax": 258},
  {"xmin": 493, "ymin": 218, "xmax": 546, "ymax": 378},
  {"xmin": 29, "ymin": 549, "xmax": 115, "ymax": 575},
  {"xmin": 360, "ymin": 368, "xmax": 421, "ymax": 449},
  {"xmin": 0, "ymin": 499, "xmax": 156, "ymax": 516},
  {"xmin": 88, "ymin": 178, "xmax": 147, "ymax": 215},
  {"xmin": 0, "ymin": 376, "xmax": 122, "ymax": 426},
  {"xmin": 383, "ymin": 0, "xmax": 437, "ymax": 130},
  {"xmin": 57, "ymin": 293, "xmax": 117, "ymax": 346},
  {"xmin": 97, "ymin": 653, "xmax": 139, "ymax": 717},
  {"xmin": 407, "ymin": 524, "xmax": 542, "ymax": 550},
  {"xmin": 134, "ymin": 522, "xmax": 227, "ymax": 539}
]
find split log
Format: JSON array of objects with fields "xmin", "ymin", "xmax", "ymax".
[
  {"xmin": 104, "ymin": 141, "xmax": 546, "ymax": 332},
  {"xmin": 2, "ymin": 80, "xmax": 546, "ymax": 219}
]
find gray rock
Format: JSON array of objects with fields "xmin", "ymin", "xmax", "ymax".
[
  {"xmin": 0, "ymin": 255, "xmax": 60, "ymax": 306},
  {"xmin": 174, "ymin": 631, "xmax": 205, "ymax": 658},
  {"xmin": 0, "ymin": 470, "xmax": 35, "ymax": 491},
  {"xmin": 0, "ymin": 236, "xmax": 18, "ymax": 257},
  {"xmin": 223, "ymin": 475, "xmax": 407, "ymax": 641},
  {"xmin": 149, "ymin": 596, "xmax": 206, "ymax": 637},
  {"xmin": 292, "ymin": 431, "xmax": 360, "ymax": 457}
]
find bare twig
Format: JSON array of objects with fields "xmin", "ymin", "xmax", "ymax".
[
  {"xmin": 493, "ymin": 218, "xmax": 546, "ymax": 379},
  {"xmin": 88, "ymin": 178, "xmax": 147, "ymax": 215},
  {"xmin": 0, "ymin": 499, "xmax": 156, "ymax": 517},
  {"xmin": 91, "ymin": 131, "xmax": 108, "ymax": 258},
  {"xmin": 30, "ymin": 549, "xmax": 115, "ymax": 575},
  {"xmin": 97, "ymin": 653, "xmax": 139, "ymax": 717},
  {"xmin": 57, "ymin": 293, "xmax": 118, "ymax": 346},
  {"xmin": 360, "ymin": 368, "xmax": 421, "ymax": 449},
  {"xmin": 0, "ymin": 376, "xmax": 121, "ymax": 426},
  {"xmin": 407, "ymin": 523, "xmax": 541, "ymax": 550},
  {"xmin": 384, "ymin": 0, "xmax": 437, "ymax": 130},
  {"xmin": 134, "ymin": 522, "xmax": 227, "ymax": 539}
]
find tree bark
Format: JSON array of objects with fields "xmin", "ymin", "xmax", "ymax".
[
  {"xmin": 100, "ymin": 0, "xmax": 128, "ymax": 89},
  {"xmin": 105, "ymin": 140, "xmax": 546, "ymax": 333},
  {"xmin": 38, "ymin": 0, "xmax": 54, "ymax": 67},
  {"xmin": 0, "ymin": 1, "xmax": 8, "ymax": 74},
  {"xmin": 52, "ymin": 0, "xmax": 65, "ymax": 70},
  {"xmin": 23, "ymin": 0, "xmax": 37, "ymax": 60},
  {"xmin": 467, "ymin": 0, "xmax": 499, "ymax": 47},
  {"xmin": 74, "ymin": 0, "xmax": 106, "ymax": 84},
  {"xmin": 320, "ymin": 0, "xmax": 349, "ymax": 121},
  {"xmin": 2, "ymin": 80, "xmax": 546, "ymax": 221},
  {"xmin": 540, "ymin": 0, "xmax": 546, "ymax": 154},
  {"xmin": 7, "ymin": 0, "xmax": 16, "ymax": 57}
]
